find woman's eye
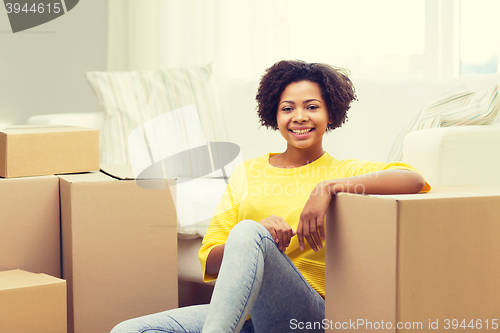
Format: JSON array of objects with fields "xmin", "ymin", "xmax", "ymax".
[
  {"xmin": 307, "ymin": 105, "xmax": 319, "ymax": 110},
  {"xmin": 281, "ymin": 106, "xmax": 293, "ymax": 112}
]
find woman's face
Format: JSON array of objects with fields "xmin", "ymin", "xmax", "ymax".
[{"xmin": 276, "ymin": 80, "xmax": 330, "ymax": 152}]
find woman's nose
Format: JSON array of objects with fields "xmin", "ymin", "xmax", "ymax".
[{"xmin": 293, "ymin": 108, "xmax": 308, "ymax": 122}]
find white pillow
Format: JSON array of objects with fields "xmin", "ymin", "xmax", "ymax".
[
  {"xmin": 86, "ymin": 65, "xmax": 228, "ymax": 170},
  {"xmin": 386, "ymin": 84, "xmax": 500, "ymax": 162}
]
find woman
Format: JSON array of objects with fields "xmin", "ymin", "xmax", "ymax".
[{"xmin": 111, "ymin": 60, "xmax": 429, "ymax": 333}]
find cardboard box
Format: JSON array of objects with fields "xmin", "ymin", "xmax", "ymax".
[
  {"xmin": 0, "ymin": 175, "xmax": 61, "ymax": 277},
  {"xmin": 59, "ymin": 167, "xmax": 178, "ymax": 333},
  {"xmin": 0, "ymin": 125, "xmax": 99, "ymax": 178},
  {"xmin": 0, "ymin": 269, "xmax": 66, "ymax": 333},
  {"xmin": 325, "ymin": 187, "xmax": 500, "ymax": 332}
]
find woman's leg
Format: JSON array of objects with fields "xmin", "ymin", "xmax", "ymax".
[
  {"xmin": 110, "ymin": 304, "xmax": 255, "ymax": 333},
  {"xmin": 202, "ymin": 220, "xmax": 325, "ymax": 333},
  {"xmin": 109, "ymin": 305, "xmax": 209, "ymax": 333}
]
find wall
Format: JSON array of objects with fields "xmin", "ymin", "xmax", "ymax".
[{"xmin": 0, "ymin": 0, "xmax": 107, "ymax": 125}]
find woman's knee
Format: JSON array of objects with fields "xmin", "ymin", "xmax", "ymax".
[
  {"xmin": 110, "ymin": 318, "xmax": 140, "ymax": 333},
  {"xmin": 110, "ymin": 316, "xmax": 157, "ymax": 333},
  {"xmin": 229, "ymin": 220, "xmax": 270, "ymax": 240},
  {"xmin": 226, "ymin": 220, "xmax": 275, "ymax": 253},
  {"xmin": 109, "ymin": 305, "xmax": 209, "ymax": 333}
]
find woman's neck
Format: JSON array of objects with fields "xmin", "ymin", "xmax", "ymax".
[{"xmin": 270, "ymin": 146, "xmax": 325, "ymax": 168}]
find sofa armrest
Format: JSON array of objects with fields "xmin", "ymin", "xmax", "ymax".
[
  {"xmin": 27, "ymin": 112, "xmax": 105, "ymax": 130},
  {"xmin": 401, "ymin": 124, "xmax": 500, "ymax": 187}
]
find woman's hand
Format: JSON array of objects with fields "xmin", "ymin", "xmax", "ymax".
[
  {"xmin": 297, "ymin": 170, "xmax": 426, "ymax": 251},
  {"xmin": 297, "ymin": 181, "xmax": 333, "ymax": 252},
  {"xmin": 259, "ymin": 215, "xmax": 296, "ymax": 252}
]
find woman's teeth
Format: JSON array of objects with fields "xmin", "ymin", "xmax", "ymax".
[{"xmin": 291, "ymin": 129, "xmax": 312, "ymax": 134}]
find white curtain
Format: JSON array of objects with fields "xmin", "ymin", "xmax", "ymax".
[
  {"xmin": 107, "ymin": 0, "xmax": 290, "ymax": 79},
  {"xmin": 107, "ymin": 0, "xmax": 500, "ymax": 80}
]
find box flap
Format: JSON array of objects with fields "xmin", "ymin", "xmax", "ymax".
[
  {"xmin": 0, "ymin": 269, "xmax": 64, "ymax": 291},
  {"xmin": 0, "ymin": 125, "xmax": 97, "ymax": 134},
  {"xmin": 100, "ymin": 164, "xmax": 176, "ymax": 184},
  {"xmin": 100, "ymin": 164, "xmax": 137, "ymax": 180},
  {"xmin": 426, "ymin": 185, "xmax": 500, "ymax": 194},
  {"xmin": 340, "ymin": 186, "xmax": 500, "ymax": 202},
  {"xmin": 0, "ymin": 133, "xmax": 6, "ymax": 177},
  {"xmin": 58, "ymin": 171, "xmax": 114, "ymax": 183},
  {"xmin": 397, "ymin": 186, "xmax": 500, "ymax": 200}
]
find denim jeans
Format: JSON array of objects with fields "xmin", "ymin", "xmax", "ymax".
[{"xmin": 110, "ymin": 220, "xmax": 325, "ymax": 333}]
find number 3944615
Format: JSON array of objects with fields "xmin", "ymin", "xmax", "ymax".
[
  {"xmin": 5, "ymin": 2, "xmax": 62, "ymax": 14},
  {"xmin": 443, "ymin": 319, "xmax": 498, "ymax": 330}
]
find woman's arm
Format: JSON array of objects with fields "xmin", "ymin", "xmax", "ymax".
[
  {"xmin": 326, "ymin": 169, "xmax": 425, "ymax": 195},
  {"xmin": 206, "ymin": 244, "xmax": 225, "ymax": 276},
  {"xmin": 297, "ymin": 170, "xmax": 426, "ymax": 251},
  {"xmin": 200, "ymin": 164, "xmax": 247, "ymax": 279},
  {"xmin": 205, "ymin": 215, "xmax": 297, "ymax": 275}
]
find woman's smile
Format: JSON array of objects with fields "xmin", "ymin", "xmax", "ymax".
[
  {"xmin": 276, "ymin": 80, "xmax": 330, "ymax": 159},
  {"xmin": 289, "ymin": 127, "xmax": 315, "ymax": 138}
]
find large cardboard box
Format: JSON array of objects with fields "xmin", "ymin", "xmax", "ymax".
[
  {"xmin": 0, "ymin": 269, "xmax": 66, "ymax": 333},
  {"xmin": 0, "ymin": 125, "xmax": 99, "ymax": 178},
  {"xmin": 0, "ymin": 175, "xmax": 61, "ymax": 277},
  {"xmin": 59, "ymin": 167, "xmax": 178, "ymax": 333},
  {"xmin": 325, "ymin": 187, "xmax": 500, "ymax": 332}
]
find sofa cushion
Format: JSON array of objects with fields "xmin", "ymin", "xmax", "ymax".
[
  {"xmin": 176, "ymin": 177, "xmax": 228, "ymax": 239},
  {"xmin": 387, "ymin": 84, "xmax": 500, "ymax": 162},
  {"xmin": 402, "ymin": 124, "xmax": 500, "ymax": 187}
]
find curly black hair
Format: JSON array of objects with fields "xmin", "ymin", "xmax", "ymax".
[{"xmin": 256, "ymin": 60, "xmax": 357, "ymax": 131}]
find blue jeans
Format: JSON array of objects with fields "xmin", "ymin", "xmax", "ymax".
[{"xmin": 110, "ymin": 220, "xmax": 325, "ymax": 333}]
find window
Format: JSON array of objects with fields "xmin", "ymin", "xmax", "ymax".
[
  {"xmin": 286, "ymin": 0, "xmax": 426, "ymax": 78},
  {"xmin": 108, "ymin": 0, "xmax": 500, "ymax": 78},
  {"xmin": 460, "ymin": 0, "xmax": 500, "ymax": 76}
]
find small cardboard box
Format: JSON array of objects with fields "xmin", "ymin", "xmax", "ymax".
[
  {"xmin": 0, "ymin": 125, "xmax": 99, "ymax": 178},
  {"xmin": 59, "ymin": 167, "xmax": 178, "ymax": 333},
  {"xmin": 325, "ymin": 187, "xmax": 500, "ymax": 332},
  {"xmin": 0, "ymin": 175, "xmax": 61, "ymax": 277},
  {"xmin": 0, "ymin": 269, "xmax": 67, "ymax": 333}
]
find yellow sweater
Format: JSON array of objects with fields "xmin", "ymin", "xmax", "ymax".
[{"xmin": 199, "ymin": 152, "xmax": 430, "ymax": 297}]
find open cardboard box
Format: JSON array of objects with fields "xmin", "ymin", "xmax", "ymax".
[
  {"xmin": 0, "ymin": 269, "xmax": 66, "ymax": 333},
  {"xmin": 59, "ymin": 165, "xmax": 178, "ymax": 333},
  {"xmin": 325, "ymin": 186, "xmax": 500, "ymax": 332}
]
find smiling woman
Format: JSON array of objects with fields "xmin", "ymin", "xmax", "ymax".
[{"xmin": 110, "ymin": 59, "xmax": 429, "ymax": 333}]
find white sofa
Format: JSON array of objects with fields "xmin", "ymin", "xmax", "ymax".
[{"xmin": 28, "ymin": 73, "xmax": 500, "ymax": 305}]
